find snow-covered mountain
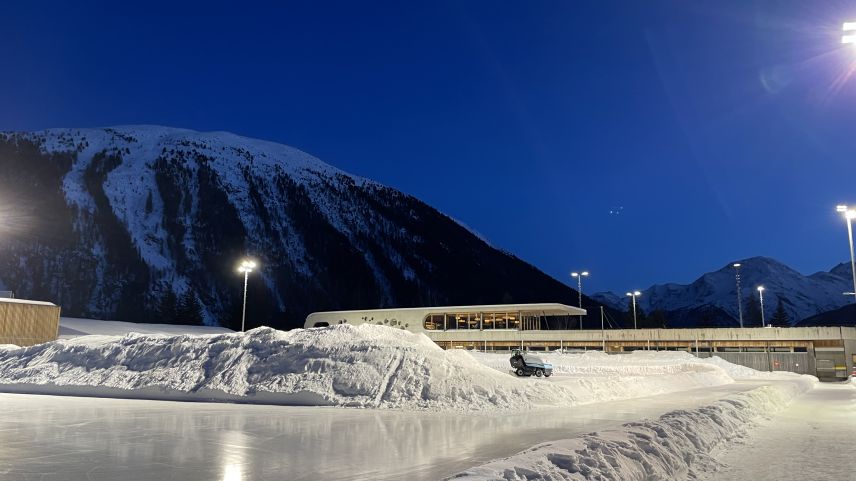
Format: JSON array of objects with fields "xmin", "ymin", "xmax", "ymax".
[
  {"xmin": 591, "ymin": 257, "xmax": 854, "ymax": 327},
  {"xmin": 0, "ymin": 126, "xmax": 600, "ymax": 329}
]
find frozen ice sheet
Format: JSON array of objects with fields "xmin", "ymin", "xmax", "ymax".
[{"xmin": 0, "ymin": 381, "xmax": 770, "ymax": 481}]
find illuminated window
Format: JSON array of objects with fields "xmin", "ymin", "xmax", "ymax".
[
  {"xmin": 483, "ymin": 313, "xmax": 495, "ymax": 329},
  {"xmin": 423, "ymin": 314, "xmax": 445, "ymax": 330}
]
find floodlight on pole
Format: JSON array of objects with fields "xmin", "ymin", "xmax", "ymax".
[
  {"xmin": 237, "ymin": 259, "xmax": 257, "ymax": 332},
  {"xmin": 836, "ymin": 205, "xmax": 856, "ymax": 324},
  {"xmin": 571, "ymin": 271, "xmax": 589, "ymax": 330},
  {"xmin": 843, "ymin": 22, "xmax": 856, "ymax": 44},
  {"xmin": 757, "ymin": 286, "xmax": 766, "ymax": 327},
  {"xmin": 732, "ymin": 263, "xmax": 744, "ymax": 328},
  {"xmin": 626, "ymin": 291, "xmax": 641, "ymax": 329}
]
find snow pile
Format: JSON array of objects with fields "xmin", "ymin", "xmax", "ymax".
[
  {"xmin": 473, "ymin": 350, "xmax": 729, "ymax": 377},
  {"xmin": 696, "ymin": 355, "xmax": 806, "ymax": 380},
  {"xmin": 446, "ymin": 377, "xmax": 816, "ymax": 481},
  {"xmin": 58, "ymin": 317, "xmax": 233, "ymax": 338},
  {"xmin": 473, "ymin": 350, "xmax": 803, "ymax": 382},
  {"xmin": 0, "ymin": 325, "xmax": 734, "ymax": 411}
]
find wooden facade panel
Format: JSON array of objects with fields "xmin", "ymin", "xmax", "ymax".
[{"xmin": 0, "ymin": 302, "xmax": 61, "ymax": 347}]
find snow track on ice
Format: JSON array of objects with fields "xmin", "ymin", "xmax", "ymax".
[{"xmin": 446, "ymin": 377, "xmax": 816, "ymax": 481}]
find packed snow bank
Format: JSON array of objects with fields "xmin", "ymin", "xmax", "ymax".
[
  {"xmin": 58, "ymin": 317, "xmax": 233, "ymax": 338},
  {"xmin": 447, "ymin": 377, "xmax": 816, "ymax": 481},
  {"xmin": 0, "ymin": 325, "xmax": 732, "ymax": 411},
  {"xmin": 472, "ymin": 350, "xmax": 805, "ymax": 382},
  {"xmin": 470, "ymin": 351, "xmax": 738, "ymax": 405},
  {"xmin": 696, "ymin": 354, "xmax": 806, "ymax": 380}
]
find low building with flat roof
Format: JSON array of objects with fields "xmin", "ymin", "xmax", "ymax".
[
  {"xmin": 0, "ymin": 297, "xmax": 61, "ymax": 346},
  {"xmin": 306, "ymin": 303, "xmax": 856, "ymax": 381}
]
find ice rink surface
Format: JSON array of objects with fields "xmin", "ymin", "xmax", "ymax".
[{"xmin": 0, "ymin": 381, "xmax": 772, "ymax": 481}]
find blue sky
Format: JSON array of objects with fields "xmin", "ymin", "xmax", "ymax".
[{"xmin": 3, "ymin": 0, "xmax": 856, "ymax": 293}]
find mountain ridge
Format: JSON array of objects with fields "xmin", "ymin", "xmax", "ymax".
[
  {"xmin": 591, "ymin": 256, "xmax": 854, "ymax": 326},
  {"xmin": 0, "ymin": 125, "xmax": 611, "ymax": 329}
]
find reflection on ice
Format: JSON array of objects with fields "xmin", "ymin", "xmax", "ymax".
[
  {"xmin": 0, "ymin": 382, "xmax": 768, "ymax": 481},
  {"xmin": 222, "ymin": 463, "xmax": 243, "ymax": 481}
]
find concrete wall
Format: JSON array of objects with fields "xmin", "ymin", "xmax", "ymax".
[{"xmin": 695, "ymin": 351, "xmax": 816, "ymax": 376}]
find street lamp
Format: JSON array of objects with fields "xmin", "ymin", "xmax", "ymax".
[
  {"xmin": 836, "ymin": 206, "xmax": 856, "ymax": 312},
  {"xmin": 626, "ymin": 291, "xmax": 641, "ymax": 329},
  {"xmin": 732, "ymin": 263, "xmax": 744, "ymax": 328},
  {"xmin": 571, "ymin": 271, "xmax": 589, "ymax": 330},
  {"xmin": 237, "ymin": 259, "xmax": 257, "ymax": 332},
  {"xmin": 757, "ymin": 286, "xmax": 766, "ymax": 327},
  {"xmin": 842, "ymin": 22, "xmax": 856, "ymax": 45}
]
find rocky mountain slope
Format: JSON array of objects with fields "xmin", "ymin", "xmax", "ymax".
[
  {"xmin": 592, "ymin": 257, "xmax": 854, "ymax": 326},
  {"xmin": 0, "ymin": 126, "xmax": 605, "ymax": 330}
]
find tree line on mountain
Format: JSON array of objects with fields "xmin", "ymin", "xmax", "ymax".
[{"xmin": 155, "ymin": 289, "xmax": 205, "ymax": 325}]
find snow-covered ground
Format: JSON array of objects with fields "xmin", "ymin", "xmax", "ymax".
[
  {"xmin": 0, "ymin": 323, "xmax": 829, "ymax": 480},
  {"xmin": 58, "ymin": 317, "xmax": 234, "ymax": 338},
  {"xmin": 0, "ymin": 324, "xmax": 740, "ymax": 411},
  {"xmin": 446, "ymin": 377, "xmax": 816, "ymax": 481},
  {"xmin": 698, "ymin": 382, "xmax": 856, "ymax": 481}
]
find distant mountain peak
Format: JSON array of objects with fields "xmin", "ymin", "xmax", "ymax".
[{"xmin": 592, "ymin": 257, "xmax": 853, "ymax": 327}]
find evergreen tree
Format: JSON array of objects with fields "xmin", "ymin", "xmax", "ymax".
[
  {"xmin": 771, "ymin": 298, "xmax": 789, "ymax": 327},
  {"xmin": 625, "ymin": 297, "xmax": 647, "ymax": 328},
  {"xmin": 745, "ymin": 292, "xmax": 762, "ymax": 327},
  {"xmin": 157, "ymin": 289, "xmax": 178, "ymax": 324},
  {"xmin": 177, "ymin": 290, "xmax": 205, "ymax": 325},
  {"xmin": 145, "ymin": 190, "xmax": 153, "ymax": 214},
  {"xmin": 645, "ymin": 309, "xmax": 668, "ymax": 329}
]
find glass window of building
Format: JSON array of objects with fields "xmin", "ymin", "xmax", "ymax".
[
  {"xmin": 507, "ymin": 314, "xmax": 520, "ymax": 330},
  {"xmin": 423, "ymin": 314, "xmax": 444, "ymax": 330},
  {"xmin": 483, "ymin": 313, "xmax": 495, "ymax": 329}
]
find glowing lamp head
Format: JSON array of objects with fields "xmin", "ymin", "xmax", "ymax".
[
  {"xmin": 238, "ymin": 259, "xmax": 257, "ymax": 274},
  {"xmin": 581, "ymin": 271, "xmax": 589, "ymax": 276},
  {"xmin": 732, "ymin": 263, "xmax": 741, "ymax": 268},
  {"xmin": 843, "ymin": 22, "xmax": 856, "ymax": 44},
  {"xmin": 626, "ymin": 292, "xmax": 632, "ymax": 297},
  {"xmin": 757, "ymin": 286, "xmax": 765, "ymax": 292},
  {"xmin": 837, "ymin": 205, "xmax": 848, "ymax": 213},
  {"xmin": 634, "ymin": 291, "xmax": 641, "ymax": 296},
  {"xmin": 571, "ymin": 272, "xmax": 579, "ymax": 277}
]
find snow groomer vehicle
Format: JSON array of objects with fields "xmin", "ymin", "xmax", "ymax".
[{"xmin": 509, "ymin": 349, "xmax": 553, "ymax": 377}]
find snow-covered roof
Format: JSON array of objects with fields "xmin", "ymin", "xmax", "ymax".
[
  {"xmin": 0, "ymin": 297, "xmax": 57, "ymax": 307},
  {"xmin": 309, "ymin": 303, "xmax": 587, "ymax": 317}
]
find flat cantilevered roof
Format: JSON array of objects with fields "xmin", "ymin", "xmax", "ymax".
[
  {"xmin": 0, "ymin": 297, "xmax": 57, "ymax": 307},
  {"xmin": 309, "ymin": 303, "xmax": 587, "ymax": 317}
]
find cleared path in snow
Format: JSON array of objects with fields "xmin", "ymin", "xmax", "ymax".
[
  {"xmin": 0, "ymin": 381, "xmax": 773, "ymax": 481},
  {"xmin": 701, "ymin": 382, "xmax": 856, "ymax": 481}
]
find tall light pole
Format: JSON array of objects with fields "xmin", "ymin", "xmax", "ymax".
[
  {"xmin": 842, "ymin": 22, "xmax": 856, "ymax": 45},
  {"xmin": 757, "ymin": 286, "xmax": 766, "ymax": 327},
  {"xmin": 571, "ymin": 271, "xmax": 589, "ymax": 330},
  {"xmin": 626, "ymin": 291, "xmax": 641, "ymax": 329},
  {"xmin": 237, "ymin": 259, "xmax": 257, "ymax": 332},
  {"xmin": 836, "ymin": 206, "xmax": 856, "ymax": 310},
  {"xmin": 732, "ymin": 263, "xmax": 744, "ymax": 328}
]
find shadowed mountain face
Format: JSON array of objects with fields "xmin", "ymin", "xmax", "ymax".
[
  {"xmin": 592, "ymin": 257, "xmax": 854, "ymax": 327},
  {"xmin": 0, "ymin": 126, "xmax": 611, "ymax": 330}
]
